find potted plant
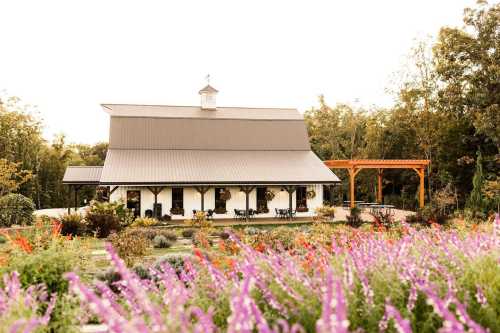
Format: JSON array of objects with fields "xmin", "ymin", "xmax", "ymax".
[
  {"xmin": 214, "ymin": 207, "xmax": 227, "ymax": 214},
  {"xmin": 170, "ymin": 206, "xmax": 184, "ymax": 216},
  {"xmin": 220, "ymin": 189, "xmax": 231, "ymax": 201},
  {"xmin": 257, "ymin": 205, "xmax": 269, "ymax": 214},
  {"xmin": 296, "ymin": 204, "xmax": 308, "ymax": 213},
  {"xmin": 306, "ymin": 189, "xmax": 316, "ymax": 199},
  {"xmin": 264, "ymin": 190, "xmax": 275, "ymax": 202}
]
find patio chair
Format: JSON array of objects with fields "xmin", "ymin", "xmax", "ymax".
[
  {"xmin": 206, "ymin": 209, "xmax": 214, "ymax": 220},
  {"xmin": 274, "ymin": 208, "xmax": 280, "ymax": 219},
  {"xmin": 234, "ymin": 209, "xmax": 244, "ymax": 220},
  {"xmin": 248, "ymin": 209, "xmax": 256, "ymax": 219}
]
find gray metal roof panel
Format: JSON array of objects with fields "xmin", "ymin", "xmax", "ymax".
[{"xmin": 99, "ymin": 149, "xmax": 339, "ymax": 184}]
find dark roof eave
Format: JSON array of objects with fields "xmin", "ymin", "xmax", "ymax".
[{"xmin": 97, "ymin": 180, "xmax": 340, "ymax": 186}]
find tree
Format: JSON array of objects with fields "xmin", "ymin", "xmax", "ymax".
[
  {"xmin": 0, "ymin": 159, "xmax": 32, "ymax": 196},
  {"xmin": 433, "ymin": 1, "xmax": 500, "ymax": 152},
  {"xmin": 467, "ymin": 150, "xmax": 485, "ymax": 212}
]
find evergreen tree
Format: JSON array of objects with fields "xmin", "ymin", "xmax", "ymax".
[{"xmin": 467, "ymin": 150, "xmax": 485, "ymax": 212}]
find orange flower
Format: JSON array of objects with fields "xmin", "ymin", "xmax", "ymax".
[
  {"xmin": 254, "ymin": 242, "xmax": 266, "ymax": 253},
  {"xmin": 193, "ymin": 248, "xmax": 204, "ymax": 261},
  {"xmin": 218, "ymin": 240, "xmax": 226, "ymax": 252},
  {"xmin": 13, "ymin": 236, "xmax": 32, "ymax": 253}
]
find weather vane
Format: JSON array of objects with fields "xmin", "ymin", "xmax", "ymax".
[{"xmin": 205, "ymin": 74, "xmax": 210, "ymax": 85}]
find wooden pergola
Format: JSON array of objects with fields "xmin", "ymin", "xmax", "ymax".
[{"xmin": 324, "ymin": 159, "xmax": 430, "ymax": 208}]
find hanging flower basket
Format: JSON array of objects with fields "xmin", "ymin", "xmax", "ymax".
[
  {"xmin": 306, "ymin": 189, "xmax": 316, "ymax": 199},
  {"xmin": 264, "ymin": 190, "xmax": 275, "ymax": 202},
  {"xmin": 220, "ymin": 189, "xmax": 231, "ymax": 201}
]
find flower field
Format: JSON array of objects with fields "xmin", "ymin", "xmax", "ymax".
[{"xmin": 1, "ymin": 216, "xmax": 500, "ymax": 332}]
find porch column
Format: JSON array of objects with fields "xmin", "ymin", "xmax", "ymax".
[
  {"xmin": 283, "ymin": 185, "xmax": 296, "ymax": 220},
  {"xmin": 147, "ymin": 186, "xmax": 165, "ymax": 218},
  {"xmin": 74, "ymin": 185, "xmax": 82, "ymax": 212},
  {"xmin": 240, "ymin": 186, "xmax": 256, "ymax": 222},
  {"xmin": 67, "ymin": 185, "xmax": 72, "ymax": 214},
  {"xmin": 195, "ymin": 186, "xmax": 210, "ymax": 211},
  {"xmin": 377, "ymin": 169, "xmax": 383, "ymax": 204}
]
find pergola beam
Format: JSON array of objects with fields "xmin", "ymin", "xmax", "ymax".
[{"xmin": 324, "ymin": 159, "xmax": 430, "ymax": 209}]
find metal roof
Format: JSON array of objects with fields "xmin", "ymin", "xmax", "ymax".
[
  {"xmin": 109, "ymin": 116, "xmax": 310, "ymax": 150},
  {"xmin": 62, "ymin": 166, "xmax": 103, "ymax": 184},
  {"xmin": 99, "ymin": 149, "xmax": 339, "ymax": 185},
  {"xmin": 101, "ymin": 104, "xmax": 303, "ymax": 120}
]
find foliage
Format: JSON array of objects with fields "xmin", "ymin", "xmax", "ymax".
[
  {"xmin": 264, "ymin": 190, "xmax": 275, "ymax": 201},
  {"xmin": 0, "ymin": 193, "xmax": 35, "ymax": 227},
  {"xmin": 88, "ymin": 199, "xmax": 133, "ymax": 226},
  {"xmin": 108, "ymin": 229, "xmax": 151, "ymax": 266},
  {"xmin": 182, "ymin": 229, "xmax": 195, "ymax": 238},
  {"xmin": 152, "ymin": 235, "xmax": 172, "ymax": 249},
  {"xmin": 0, "ymin": 271, "xmax": 56, "ymax": 333},
  {"xmin": 188, "ymin": 211, "xmax": 213, "ymax": 228},
  {"xmin": 55, "ymin": 215, "xmax": 500, "ymax": 332},
  {"xmin": 130, "ymin": 217, "xmax": 159, "ymax": 228},
  {"xmin": 0, "ymin": 158, "xmax": 32, "ymax": 196},
  {"xmin": 59, "ymin": 213, "xmax": 86, "ymax": 236},
  {"xmin": 467, "ymin": 150, "xmax": 485, "ymax": 213},
  {"xmin": 85, "ymin": 211, "xmax": 121, "ymax": 238},
  {"xmin": 306, "ymin": 189, "xmax": 316, "ymax": 199},
  {"xmin": 315, "ymin": 205, "xmax": 336, "ymax": 219},
  {"xmin": 346, "ymin": 206, "xmax": 363, "ymax": 228},
  {"xmin": 220, "ymin": 188, "xmax": 231, "ymax": 201}
]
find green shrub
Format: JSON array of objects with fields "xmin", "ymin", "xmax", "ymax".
[
  {"xmin": 0, "ymin": 193, "xmax": 35, "ymax": 227},
  {"xmin": 59, "ymin": 213, "xmax": 86, "ymax": 236},
  {"xmin": 153, "ymin": 235, "xmax": 172, "ymax": 248},
  {"xmin": 159, "ymin": 230, "xmax": 178, "ymax": 242},
  {"xmin": 0, "ymin": 238, "xmax": 86, "ymax": 295},
  {"xmin": 108, "ymin": 229, "xmax": 151, "ymax": 266},
  {"xmin": 88, "ymin": 199, "xmax": 134, "ymax": 226},
  {"xmin": 85, "ymin": 211, "xmax": 121, "ymax": 238},
  {"xmin": 130, "ymin": 217, "xmax": 159, "ymax": 227},
  {"xmin": 182, "ymin": 228, "xmax": 195, "ymax": 238},
  {"xmin": 155, "ymin": 254, "xmax": 190, "ymax": 275},
  {"xmin": 0, "ymin": 235, "xmax": 6, "ymax": 244}
]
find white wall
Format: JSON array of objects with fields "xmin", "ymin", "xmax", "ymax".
[{"xmin": 110, "ymin": 185, "xmax": 325, "ymax": 220}]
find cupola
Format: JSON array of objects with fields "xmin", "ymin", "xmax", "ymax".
[{"xmin": 199, "ymin": 84, "xmax": 218, "ymax": 110}]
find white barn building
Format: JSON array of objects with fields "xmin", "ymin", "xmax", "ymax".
[{"xmin": 63, "ymin": 85, "xmax": 340, "ymax": 220}]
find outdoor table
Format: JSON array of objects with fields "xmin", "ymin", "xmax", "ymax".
[{"xmin": 369, "ymin": 204, "xmax": 395, "ymax": 215}]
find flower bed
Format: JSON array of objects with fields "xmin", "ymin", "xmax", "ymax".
[{"xmin": 2, "ymin": 215, "xmax": 500, "ymax": 332}]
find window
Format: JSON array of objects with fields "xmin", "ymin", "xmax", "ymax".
[
  {"xmin": 256, "ymin": 187, "xmax": 268, "ymax": 213},
  {"xmin": 296, "ymin": 186, "xmax": 307, "ymax": 210},
  {"xmin": 126, "ymin": 190, "xmax": 141, "ymax": 217},
  {"xmin": 323, "ymin": 185, "xmax": 333, "ymax": 205},
  {"xmin": 171, "ymin": 188, "xmax": 183, "ymax": 210},
  {"xmin": 214, "ymin": 187, "xmax": 226, "ymax": 212}
]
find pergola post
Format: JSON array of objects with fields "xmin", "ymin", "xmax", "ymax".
[
  {"xmin": 377, "ymin": 169, "xmax": 383, "ymax": 204},
  {"xmin": 414, "ymin": 168, "xmax": 425, "ymax": 209},
  {"xmin": 240, "ymin": 186, "xmax": 256, "ymax": 222},
  {"xmin": 147, "ymin": 186, "xmax": 165, "ymax": 218},
  {"xmin": 283, "ymin": 185, "xmax": 296, "ymax": 220},
  {"xmin": 348, "ymin": 168, "xmax": 359, "ymax": 208},
  {"xmin": 195, "ymin": 186, "xmax": 210, "ymax": 212}
]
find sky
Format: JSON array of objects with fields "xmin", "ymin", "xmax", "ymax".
[{"xmin": 0, "ymin": 0, "xmax": 474, "ymax": 144}]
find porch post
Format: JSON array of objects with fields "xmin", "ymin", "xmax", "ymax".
[
  {"xmin": 147, "ymin": 186, "xmax": 165, "ymax": 218},
  {"xmin": 67, "ymin": 185, "xmax": 71, "ymax": 214},
  {"xmin": 284, "ymin": 185, "xmax": 296, "ymax": 220},
  {"xmin": 240, "ymin": 186, "xmax": 256, "ymax": 222},
  {"xmin": 377, "ymin": 169, "xmax": 383, "ymax": 204},
  {"xmin": 195, "ymin": 186, "xmax": 210, "ymax": 212}
]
